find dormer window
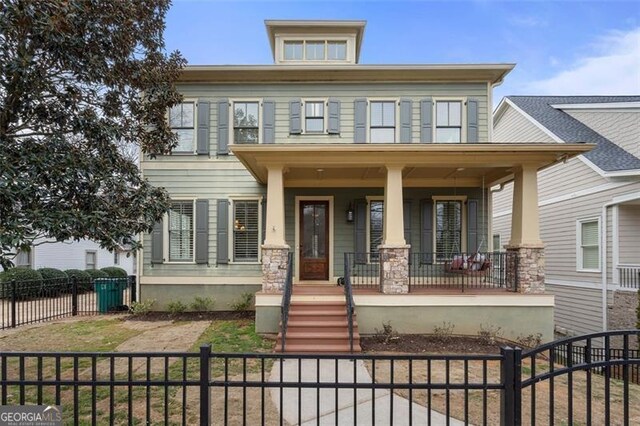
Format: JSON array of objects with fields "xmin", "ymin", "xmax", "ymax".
[
  {"xmin": 284, "ymin": 41, "xmax": 303, "ymax": 60},
  {"xmin": 282, "ymin": 40, "xmax": 349, "ymax": 62},
  {"xmin": 327, "ymin": 41, "xmax": 347, "ymax": 60}
]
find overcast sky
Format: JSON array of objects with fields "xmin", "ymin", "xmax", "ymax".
[{"xmin": 165, "ymin": 0, "xmax": 640, "ymax": 106}]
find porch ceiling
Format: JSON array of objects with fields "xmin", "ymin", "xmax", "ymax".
[{"xmin": 231, "ymin": 143, "xmax": 593, "ymax": 187}]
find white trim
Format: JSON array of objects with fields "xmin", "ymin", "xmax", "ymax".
[
  {"xmin": 277, "ymin": 35, "xmax": 355, "ymax": 64},
  {"xmin": 141, "ymin": 161, "xmax": 248, "ymax": 170},
  {"xmin": 432, "ymin": 97, "xmax": 467, "ymax": 143},
  {"xmin": 85, "ymin": 250, "xmax": 97, "ymax": 270},
  {"xmin": 229, "ymin": 196, "xmax": 263, "ymax": 264},
  {"xmin": 367, "ymin": 98, "xmax": 400, "ymax": 143},
  {"xmin": 498, "ymin": 98, "xmax": 564, "ymax": 143},
  {"xmin": 294, "ymin": 196, "xmax": 334, "ymax": 282},
  {"xmin": 301, "ymin": 98, "xmax": 328, "ymax": 134},
  {"xmin": 612, "ymin": 205, "xmax": 619, "ymax": 285},
  {"xmin": 551, "ymin": 102, "xmax": 640, "ymax": 110},
  {"xmin": 229, "ymin": 98, "xmax": 263, "ymax": 146},
  {"xmin": 169, "ymin": 98, "xmax": 198, "ymax": 154},
  {"xmin": 487, "ymin": 82, "xmax": 493, "ymax": 141},
  {"xmin": 576, "ymin": 217, "xmax": 601, "ymax": 273},
  {"xmin": 611, "ymin": 191, "xmax": 640, "ymax": 204}
]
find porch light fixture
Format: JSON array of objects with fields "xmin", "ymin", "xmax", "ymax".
[{"xmin": 346, "ymin": 202, "xmax": 354, "ymax": 223}]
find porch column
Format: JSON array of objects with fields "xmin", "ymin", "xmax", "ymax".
[
  {"xmin": 507, "ymin": 164, "xmax": 545, "ymax": 294},
  {"xmin": 262, "ymin": 165, "xmax": 289, "ymax": 293},
  {"xmin": 379, "ymin": 165, "xmax": 410, "ymax": 294}
]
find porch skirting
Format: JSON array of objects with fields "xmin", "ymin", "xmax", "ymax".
[
  {"xmin": 379, "ymin": 245, "xmax": 410, "ymax": 294},
  {"xmin": 261, "ymin": 245, "xmax": 290, "ymax": 293}
]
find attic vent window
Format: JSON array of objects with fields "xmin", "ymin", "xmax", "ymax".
[
  {"xmin": 283, "ymin": 40, "xmax": 348, "ymax": 62},
  {"xmin": 327, "ymin": 41, "xmax": 347, "ymax": 60},
  {"xmin": 284, "ymin": 41, "xmax": 303, "ymax": 60}
]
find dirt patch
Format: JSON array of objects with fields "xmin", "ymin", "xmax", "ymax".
[
  {"xmin": 361, "ymin": 334, "xmax": 504, "ymax": 354},
  {"xmin": 117, "ymin": 321, "xmax": 210, "ymax": 352},
  {"xmin": 128, "ymin": 311, "xmax": 254, "ymax": 322}
]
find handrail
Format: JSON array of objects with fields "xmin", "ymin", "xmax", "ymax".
[
  {"xmin": 279, "ymin": 252, "xmax": 294, "ymax": 352},
  {"xmin": 343, "ymin": 252, "xmax": 356, "ymax": 353}
]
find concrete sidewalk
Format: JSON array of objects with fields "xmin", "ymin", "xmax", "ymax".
[{"xmin": 269, "ymin": 358, "xmax": 465, "ymax": 425}]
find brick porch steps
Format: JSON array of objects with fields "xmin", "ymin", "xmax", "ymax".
[{"xmin": 275, "ymin": 286, "xmax": 362, "ymax": 353}]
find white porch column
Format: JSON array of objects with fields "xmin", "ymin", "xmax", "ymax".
[
  {"xmin": 379, "ymin": 165, "xmax": 410, "ymax": 294},
  {"xmin": 262, "ymin": 165, "xmax": 289, "ymax": 293}
]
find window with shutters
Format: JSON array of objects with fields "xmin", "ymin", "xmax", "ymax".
[
  {"xmin": 232, "ymin": 200, "xmax": 260, "ymax": 262},
  {"xmin": 435, "ymin": 200, "xmax": 463, "ymax": 261},
  {"xmin": 435, "ymin": 100, "xmax": 462, "ymax": 143},
  {"xmin": 169, "ymin": 101, "xmax": 196, "ymax": 152},
  {"xmin": 85, "ymin": 251, "xmax": 97, "ymax": 270},
  {"xmin": 233, "ymin": 101, "xmax": 260, "ymax": 144},
  {"xmin": 303, "ymin": 100, "xmax": 325, "ymax": 133},
  {"xmin": 577, "ymin": 218, "xmax": 600, "ymax": 271},
  {"xmin": 370, "ymin": 101, "xmax": 396, "ymax": 143},
  {"xmin": 168, "ymin": 201, "xmax": 194, "ymax": 262},
  {"xmin": 368, "ymin": 199, "xmax": 384, "ymax": 261}
]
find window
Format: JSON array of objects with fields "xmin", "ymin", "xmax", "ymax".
[
  {"xmin": 233, "ymin": 200, "xmax": 259, "ymax": 262},
  {"xmin": 493, "ymin": 234, "xmax": 502, "ymax": 252},
  {"xmin": 282, "ymin": 40, "xmax": 349, "ymax": 62},
  {"xmin": 113, "ymin": 251, "xmax": 119, "ymax": 265},
  {"xmin": 369, "ymin": 200, "xmax": 384, "ymax": 261},
  {"xmin": 327, "ymin": 41, "xmax": 347, "ymax": 60},
  {"xmin": 168, "ymin": 201, "xmax": 194, "ymax": 262},
  {"xmin": 370, "ymin": 101, "xmax": 396, "ymax": 143},
  {"xmin": 304, "ymin": 101, "xmax": 324, "ymax": 133},
  {"xmin": 169, "ymin": 102, "xmax": 195, "ymax": 152},
  {"xmin": 283, "ymin": 41, "xmax": 303, "ymax": 60},
  {"xmin": 435, "ymin": 101, "xmax": 462, "ymax": 143},
  {"xmin": 85, "ymin": 251, "xmax": 97, "ymax": 270},
  {"xmin": 15, "ymin": 249, "xmax": 32, "ymax": 268},
  {"xmin": 435, "ymin": 200, "xmax": 462, "ymax": 261},
  {"xmin": 578, "ymin": 219, "xmax": 600, "ymax": 271},
  {"xmin": 233, "ymin": 102, "xmax": 259, "ymax": 144},
  {"xmin": 305, "ymin": 41, "xmax": 325, "ymax": 60}
]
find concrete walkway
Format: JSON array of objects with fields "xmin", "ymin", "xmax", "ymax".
[{"xmin": 269, "ymin": 359, "xmax": 465, "ymax": 425}]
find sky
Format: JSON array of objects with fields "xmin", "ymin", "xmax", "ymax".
[{"xmin": 164, "ymin": 0, "xmax": 640, "ymax": 105}]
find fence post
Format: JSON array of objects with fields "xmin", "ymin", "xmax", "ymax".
[
  {"xmin": 500, "ymin": 346, "xmax": 522, "ymax": 426},
  {"xmin": 129, "ymin": 275, "xmax": 137, "ymax": 303},
  {"xmin": 199, "ymin": 344, "xmax": 211, "ymax": 426},
  {"xmin": 71, "ymin": 276, "xmax": 78, "ymax": 316},
  {"xmin": 10, "ymin": 279, "xmax": 16, "ymax": 328}
]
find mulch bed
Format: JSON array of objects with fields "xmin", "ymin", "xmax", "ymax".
[
  {"xmin": 125, "ymin": 311, "xmax": 254, "ymax": 322},
  {"xmin": 361, "ymin": 335, "xmax": 507, "ymax": 354}
]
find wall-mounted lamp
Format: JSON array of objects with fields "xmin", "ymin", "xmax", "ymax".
[{"xmin": 346, "ymin": 202, "xmax": 354, "ymax": 223}]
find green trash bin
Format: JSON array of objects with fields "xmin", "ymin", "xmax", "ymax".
[{"xmin": 95, "ymin": 278, "xmax": 125, "ymax": 313}]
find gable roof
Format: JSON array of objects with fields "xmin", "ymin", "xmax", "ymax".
[{"xmin": 504, "ymin": 96, "xmax": 640, "ymax": 172}]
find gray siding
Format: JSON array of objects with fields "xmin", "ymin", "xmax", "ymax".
[
  {"xmin": 547, "ymin": 283, "xmax": 606, "ymax": 336},
  {"xmin": 618, "ymin": 205, "xmax": 640, "ymax": 264},
  {"xmin": 493, "ymin": 104, "xmax": 555, "ymax": 143},
  {"xmin": 565, "ymin": 110, "xmax": 640, "ymax": 158}
]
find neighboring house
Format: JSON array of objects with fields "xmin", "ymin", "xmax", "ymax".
[
  {"xmin": 16, "ymin": 239, "xmax": 135, "ymax": 275},
  {"xmin": 492, "ymin": 96, "xmax": 640, "ymax": 339},
  {"xmin": 139, "ymin": 20, "xmax": 589, "ymax": 344}
]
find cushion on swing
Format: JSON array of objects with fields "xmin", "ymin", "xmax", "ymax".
[
  {"xmin": 469, "ymin": 254, "xmax": 486, "ymax": 271},
  {"xmin": 450, "ymin": 255, "xmax": 465, "ymax": 270}
]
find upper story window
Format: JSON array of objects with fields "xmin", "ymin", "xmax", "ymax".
[
  {"xmin": 15, "ymin": 249, "xmax": 32, "ymax": 268},
  {"xmin": 370, "ymin": 101, "xmax": 396, "ymax": 143},
  {"xmin": 305, "ymin": 42, "xmax": 325, "ymax": 60},
  {"xmin": 169, "ymin": 102, "xmax": 195, "ymax": 152},
  {"xmin": 284, "ymin": 41, "xmax": 303, "ymax": 60},
  {"xmin": 85, "ymin": 251, "xmax": 97, "ymax": 270},
  {"xmin": 305, "ymin": 101, "xmax": 325, "ymax": 133},
  {"xmin": 233, "ymin": 101, "xmax": 259, "ymax": 144},
  {"xmin": 283, "ymin": 40, "xmax": 349, "ymax": 62},
  {"xmin": 327, "ymin": 41, "xmax": 347, "ymax": 60},
  {"xmin": 435, "ymin": 101, "xmax": 462, "ymax": 143},
  {"xmin": 577, "ymin": 218, "xmax": 600, "ymax": 271}
]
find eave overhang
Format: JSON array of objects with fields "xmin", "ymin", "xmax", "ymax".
[{"xmin": 230, "ymin": 143, "xmax": 594, "ymax": 188}]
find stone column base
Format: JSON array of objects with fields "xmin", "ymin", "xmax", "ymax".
[
  {"xmin": 379, "ymin": 245, "xmax": 410, "ymax": 294},
  {"xmin": 506, "ymin": 244, "xmax": 545, "ymax": 294},
  {"xmin": 261, "ymin": 245, "xmax": 290, "ymax": 293}
]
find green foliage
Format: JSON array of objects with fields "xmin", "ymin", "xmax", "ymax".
[
  {"xmin": 100, "ymin": 267, "xmax": 128, "ymax": 278},
  {"xmin": 38, "ymin": 268, "xmax": 68, "ymax": 294},
  {"xmin": 129, "ymin": 299, "xmax": 155, "ymax": 316},
  {"xmin": 230, "ymin": 292, "xmax": 254, "ymax": 311},
  {"xmin": 0, "ymin": 0, "xmax": 186, "ymax": 270},
  {"xmin": 190, "ymin": 296, "xmax": 215, "ymax": 312},
  {"xmin": 167, "ymin": 301, "xmax": 187, "ymax": 315},
  {"xmin": 0, "ymin": 268, "xmax": 43, "ymax": 299},
  {"xmin": 64, "ymin": 269, "xmax": 92, "ymax": 292},
  {"xmin": 85, "ymin": 269, "xmax": 109, "ymax": 280}
]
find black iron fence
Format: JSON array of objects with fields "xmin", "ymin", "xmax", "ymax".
[
  {"xmin": 0, "ymin": 276, "xmax": 136, "ymax": 330},
  {"xmin": 344, "ymin": 251, "xmax": 518, "ymax": 292},
  {"xmin": 1, "ymin": 330, "xmax": 638, "ymax": 425},
  {"xmin": 279, "ymin": 252, "xmax": 294, "ymax": 352}
]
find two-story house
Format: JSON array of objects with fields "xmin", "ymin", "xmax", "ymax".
[{"xmin": 139, "ymin": 20, "xmax": 590, "ymax": 351}]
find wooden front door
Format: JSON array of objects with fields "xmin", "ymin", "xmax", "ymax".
[{"xmin": 299, "ymin": 201, "xmax": 330, "ymax": 280}]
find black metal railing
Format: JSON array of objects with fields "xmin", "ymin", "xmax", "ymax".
[
  {"xmin": 1, "ymin": 276, "xmax": 136, "ymax": 330},
  {"xmin": 618, "ymin": 264, "xmax": 640, "ymax": 289},
  {"xmin": 279, "ymin": 252, "xmax": 294, "ymax": 352},
  {"xmin": 2, "ymin": 330, "xmax": 638, "ymax": 425},
  {"xmin": 343, "ymin": 253, "xmax": 356, "ymax": 353}
]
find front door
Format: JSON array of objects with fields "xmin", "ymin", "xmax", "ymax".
[{"xmin": 299, "ymin": 201, "xmax": 329, "ymax": 280}]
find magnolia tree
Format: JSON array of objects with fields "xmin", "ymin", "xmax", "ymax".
[{"xmin": 0, "ymin": 0, "xmax": 186, "ymax": 269}]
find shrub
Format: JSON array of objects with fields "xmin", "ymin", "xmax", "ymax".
[
  {"xmin": 167, "ymin": 300, "xmax": 187, "ymax": 315},
  {"xmin": 230, "ymin": 292, "xmax": 254, "ymax": 311},
  {"xmin": 0, "ymin": 268, "xmax": 44, "ymax": 299},
  {"xmin": 515, "ymin": 333, "xmax": 543, "ymax": 349},
  {"xmin": 433, "ymin": 321, "xmax": 456, "ymax": 342},
  {"xmin": 374, "ymin": 321, "xmax": 398, "ymax": 344},
  {"xmin": 100, "ymin": 266, "xmax": 128, "ymax": 278},
  {"xmin": 85, "ymin": 269, "xmax": 109, "ymax": 280},
  {"xmin": 130, "ymin": 299, "xmax": 155, "ymax": 316},
  {"xmin": 64, "ymin": 269, "xmax": 93, "ymax": 292},
  {"xmin": 190, "ymin": 296, "xmax": 215, "ymax": 312},
  {"xmin": 38, "ymin": 268, "xmax": 68, "ymax": 295},
  {"xmin": 477, "ymin": 323, "xmax": 504, "ymax": 345}
]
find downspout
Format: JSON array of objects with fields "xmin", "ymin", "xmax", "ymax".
[{"xmin": 601, "ymin": 200, "xmax": 617, "ymax": 332}]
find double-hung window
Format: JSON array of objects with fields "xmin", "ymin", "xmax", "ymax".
[
  {"xmin": 435, "ymin": 101, "xmax": 462, "ymax": 143},
  {"xmin": 168, "ymin": 201, "xmax": 194, "ymax": 262},
  {"xmin": 233, "ymin": 200, "xmax": 260, "ymax": 262},
  {"xmin": 578, "ymin": 219, "xmax": 600, "ymax": 271},
  {"xmin": 233, "ymin": 102, "xmax": 259, "ymax": 144},
  {"xmin": 169, "ymin": 102, "xmax": 196, "ymax": 152},
  {"xmin": 369, "ymin": 200, "xmax": 384, "ymax": 261},
  {"xmin": 370, "ymin": 101, "xmax": 396, "ymax": 143},
  {"xmin": 435, "ymin": 200, "xmax": 462, "ymax": 261},
  {"xmin": 305, "ymin": 101, "xmax": 324, "ymax": 133},
  {"xmin": 85, "ymin": 251, "xmax": 97, "ymax": 270},
  {"xmin": 15, "ymin": 249, "xmax": 32, "ymax": 268}
]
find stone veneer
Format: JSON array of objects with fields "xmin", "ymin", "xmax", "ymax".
[
  {"xmin": 608, "ymin": 290, "xmax": 639, "ymax": 350},
  {"xmin": 379, "ymin": 245, "xmax": 410, "ymax": 294},
  {"xmin": 261, "ymin": 245, "xmax": 290, "ymax": 293},
  {"xmin": 506, "ymin": 245, "xmax": 545, "ymax": 294}
]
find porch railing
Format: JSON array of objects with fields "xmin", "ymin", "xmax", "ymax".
[
  {"xmin": 618, "ymin": 264, "xmax": 640, "ymax": 289},
  {"xmin": 344, "ymin": 251, "xmax": 518, "ymax": 292},
  {"xmin": 342, "ymin": 253, "xmax": 356, "ymax": 353},
  {"xmin": 279, "ymin": 252, "xmax": 294, "ymax": 352}
]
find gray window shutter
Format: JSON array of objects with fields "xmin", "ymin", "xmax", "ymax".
[
  {"xmin": 261, "ymin": 199, "xmax": 267, "ymax": 244},
  {"xmin": 354, "ymin": 98, "xmax": 367, "ymax": 143},
  {"xmin": 289, "ymin": 99, "xmax": 302, "ymax": 135},
  {"xmin": 403, "ymin": 200, "xmax": 412, "ymax": 247},
  {"xmin": 195, "ymin": 200, "xmax": 209, "ymax": 264},
  {"xmin": 420, "ymin": 199, "xmax": 433, "ymax": 263},
  {"xmin": 217, "ymin": 99, "xmax": 229, "ymax": 155},
  {"xmin": 151, "ymin": 220, "xmax": 164, "ymax": 264},
  {"xmin": 196, "ymin": 100, "xmax": 210, "ymax": 155},
  {"xmin": 420, "ymin": 98, "xmax": 433, "ymax": 143},
  {"xmin": 467, "ymin": 199, "xmax": 478, "ymax": 253},
  {"xmin": 263, "ymin": 100, "xmax": 276, "ymax": 143},
  {"xmin": 354, "ymin": 199, "xmax": 367, "ymax": 264},
  {"xmin": 399, "ymin": 99, "xmax": 412, "ymax": 143},
  {"xmin": 216, "ymin": 199, "xmax": 229, "ymax": 264},
  {"xmin": 467, "ymin": 98, "xmax": 479, "ymax": 143},
  {"xmin": 327, "ymin": 98, "xmax": 341, "ymax": 134}
]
